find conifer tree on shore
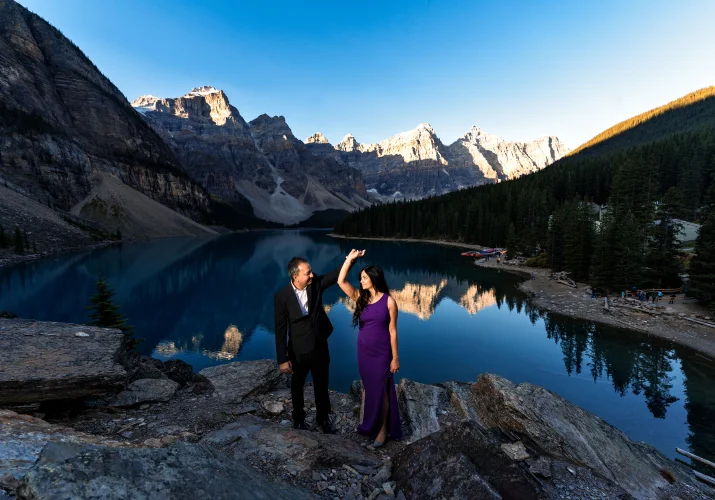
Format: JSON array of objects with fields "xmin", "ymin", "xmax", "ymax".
[
  {"xmin": 86, "ymin": 273, "xmax": 138, "ymax": 349},
  {"xmin": 13, "ymin": 227, "xmax": 24, "ymax": 255}
]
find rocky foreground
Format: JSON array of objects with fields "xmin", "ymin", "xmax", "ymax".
[{"xmin": 0, "ymin": 319, "xmax": 713, "ymax": 499}]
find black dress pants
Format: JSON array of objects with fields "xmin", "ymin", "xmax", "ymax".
[{"xmin": 290, "ymin": 338, "xmax": 331, "ymax": 424}]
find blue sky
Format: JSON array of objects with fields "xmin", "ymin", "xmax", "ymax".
[{"xmin": 17, "ymin": 0, "xmax": 715, "ymax": 149}]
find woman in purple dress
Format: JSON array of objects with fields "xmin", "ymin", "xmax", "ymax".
[{"xmin": 338, "ymin": 249, "xmax": 402, "ymax": 447}]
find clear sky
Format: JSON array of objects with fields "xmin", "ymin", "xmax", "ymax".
[{"xmin": 16, "ymin": 0, "xmax": 715, "ymax": 149}]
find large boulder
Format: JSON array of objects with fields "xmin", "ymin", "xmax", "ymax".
[
  {"xmin": 473, "ymin": 373, "xmax": 714, "ymax": 500},
  {"xmin": 0, "ymin": 410, "xmax": 131, "ymax": 494},
  {"xmin": 16, "ymin": 441, "xmax": 314, "ymax": 500},
  {"xmin": 397, "ymin": 379, "xmax": 450, "ymax": 443},
  {"xmin": 202, "ymin": 414, "xmax": 381, "ymax": 475},
  {"xmin": 111, "ymin": 378, "xmax": 180, "ymax": 407},
  {"xmin": 199, "ymin": 360, "xmax": 283, "ymax": 403},
  {"xmin": 392, "ymin": 421, "xmax": 630, "ymax": 500},
  {"xmin": 0, "ymin": 320, "xmax": 127, "ymax": 405}
]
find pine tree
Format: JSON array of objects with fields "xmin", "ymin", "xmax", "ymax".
[
  {"xmin": 689, "ymin": 213, "xmax": 715, "ymax": 312},
  {"xmin": 86, "ymin": 273, "xmax": 138, "ymax": 348},
  {"xmin": 505, "ymin": 223, "xmax": 517, "ymax": 259},
  {"xmin": 14, "ymin": 227, "xmax": 24, "ymax": 255},
  {"xmin": 0, "ymin": 224, "xmax": 5, "ymax": 249},
  {"xmin": 23, "ymin": 229, "xmax": 30, "ymax": 251},
  {"xmin": 115, "ymin": 228, "xmax": 122, "ymax": 240},
  {"xmin": 645, "ymin": 187, "xmax": 683, "ymax": 287},
  {"xmin": 32, "ymin": 240, "xmax": 37, "ymax": 254}
]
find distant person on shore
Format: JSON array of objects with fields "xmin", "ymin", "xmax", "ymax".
[
  {"xmin": 338, "ymin": 249, "xmax": 402, "ymax": 448},
  {"xmin": 274, "ymin": 257, "xmax": 341, "ymax": 433}
]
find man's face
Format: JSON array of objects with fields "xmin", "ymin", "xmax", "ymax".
[{"xmin": 293, "ymin": 262, "xmax": 314, "ymax": 289}]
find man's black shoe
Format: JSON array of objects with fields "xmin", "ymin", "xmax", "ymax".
[
  {"xmin": 293, "ymin": 421, "xmax": 308, "ymax": 430},
  {"xmin": 318, "ymin": 419, "xmax": 336, "ymax": 434}
]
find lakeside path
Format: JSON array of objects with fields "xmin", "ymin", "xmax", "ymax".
[{"xmin": 329, "ymin": 234, "xmax": 715, "ymax": 359}]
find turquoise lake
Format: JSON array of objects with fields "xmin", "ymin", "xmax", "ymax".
[{"xmin": 1, "ymin": 230, "xmax": 713, "ymax": 465}]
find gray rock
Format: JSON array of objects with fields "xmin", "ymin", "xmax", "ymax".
[
  {"xmin": 263, "ymin": 401, "xmax": 285, "ymax": 416},
  {"xmin": 199, "ymin": 360, "xmax": 282, "ymax": 403},
  {"xmin": 16, "ymin": 441, "xmax": 313, "ymax": 499},
  {"xmin": 352, "ymin": 464, "xmax": 378, "ymax": 476},
  {"xmin": 161, "ymin": 359, "xmax": 196, "ymax": 386},
  {"xmin": 112, "ymin": 378, "xmax": 179, "ymax": 407},
  {"xmin": 397, "ymin": 379, "xmax": 449, "ymax": 442},
  {"xmin": 0, "ymin": 410, "xmax": 130, "ymax": 487},
  {"xmin": 474, "ymin": 373, "xmax": 713, "ymax": 499},
  {"xmin": 128, "ymin": 357, "xmax": 167, "ymax": 383},
  {"xmin": 0, "ymin": 320, "xmax": 127, "ymax": 404},
  {"xmin": 443, "ymin": 381, "xmax": 483, "ymax": 425},
  {"xmin": 500, "ymin": 441, "xmax": 530, "ymax": 461},
  {"xmin": 527, "ymin": 456, "xmax": 552, "ymax": 478},
  {"xmin": 202, "ymin": 415, "xmax": 381, "ymax": 475}
]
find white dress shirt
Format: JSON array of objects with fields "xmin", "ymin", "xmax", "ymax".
[{"xmin": 291, "ymin": 281, "xmax": 309, "ymax": 316}]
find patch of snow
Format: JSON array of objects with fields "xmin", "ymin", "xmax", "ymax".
[
  {"xmin": 187, "ymin": 86, "xmax": 220, "ymax": 96},
  {"xmin": 391, "ymin": 191, "xmax": 403, "ymax": 198},
  {"xmin": 367, "ymin": 188, "xmax": 380, "ymax": 195},
  {"xmin": 133, "ymin": 106, "xmax": 154, "ymax": 115}
]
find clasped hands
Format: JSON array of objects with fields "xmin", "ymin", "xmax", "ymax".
[{"xmin": 346, "ymin": 249, "xmax": 365, "ymax": 261}]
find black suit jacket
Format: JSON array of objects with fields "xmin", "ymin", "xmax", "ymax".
[{"xmin": 274, "ymin": 266, "xmax": 341, "ymax": 365}]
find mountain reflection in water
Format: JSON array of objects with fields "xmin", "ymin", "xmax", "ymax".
[{"xmin": 1, "ymin": 230, "xmax": 714, "ymax": 464}]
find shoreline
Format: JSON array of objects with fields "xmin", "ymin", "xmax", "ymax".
[
  {"xmin": 476, "ymin": 258, "xmax": 715, "ymax": 359},
  {"xmin": 0, "ymin": 241, "xmax": 117, "ymax": 270},
  {"xmin": 329, "ymin": 233, "xmax": 715, "ymax": 359},
  {"xmin": 328, "ymin": 233, "xmax": 487, "ymax": 251}
]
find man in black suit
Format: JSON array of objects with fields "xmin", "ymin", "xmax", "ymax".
[{"xmin": 274, "ymin": 256, "xmax": 341, "ymax": 433}]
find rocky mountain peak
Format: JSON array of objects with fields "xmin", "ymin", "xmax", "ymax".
[
  {"xmin": 337, "ymin": 133, "xmax": 359, "ymax": 152},
  {"xmin": 249, "ymin": 114, "xmax": 294, "ymax": 139},
  {"xmin": 131, "ymin": 87, "xmax": 242, "ymax": 128},
  {"xmin": 306, "ymin": 132, "xmax": 329, "ymax": 144}
]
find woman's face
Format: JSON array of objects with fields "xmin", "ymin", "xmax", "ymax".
[{"xmin": 360, "ymin": 271, "xmax": 373, "ymax": 290}]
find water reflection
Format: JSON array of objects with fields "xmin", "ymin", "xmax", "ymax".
[
  {"xmin": 337, "ymin": 280, "xmax": 498, "ymax": 321},
  {"xmin": 1, "ymin": 230, "xmax": 714, "ymax": 464}
]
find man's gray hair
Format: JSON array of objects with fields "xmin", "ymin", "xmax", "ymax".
[{"xmin": 288, "ymin": 257, "xmax": 309, "ymax": 279}]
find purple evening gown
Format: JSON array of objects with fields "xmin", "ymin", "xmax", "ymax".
[{"xmin": 356, "ymin": 293, "xmax": 402, "ymax": 440}]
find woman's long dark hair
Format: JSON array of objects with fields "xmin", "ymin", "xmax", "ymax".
[{"xmin": 353, "ymin": 265, "xmax": 390, "ymax": 328}]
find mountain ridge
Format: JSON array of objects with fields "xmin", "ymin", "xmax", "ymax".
[
  {"xmin": 132, "ymin": 88, "xmax": 370, "ymax": 224},
  {"xmin": 305, "ymin": 124, "xmax": 569, "ymax": 199}
]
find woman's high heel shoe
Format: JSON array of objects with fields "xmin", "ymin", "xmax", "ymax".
[{"xmin": 368, "ymin": 438, "xmax": 385, "ymax": 450}]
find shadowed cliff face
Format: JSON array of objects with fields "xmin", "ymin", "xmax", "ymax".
[
  {"xmin": 133, "ymin": 89, "xmax": 370, "ymax": 225},
  {"xmin": 0, "ymin": 0, "xmax": 210, "ymax": 226},
  {"xmin": 306, "ymin": 125, "xmax": 569, "ymax": 199}
]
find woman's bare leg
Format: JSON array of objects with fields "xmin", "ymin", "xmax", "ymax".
[{"xmin": 375, "ymin": 385, "xmax": 389, "ymax": 443}]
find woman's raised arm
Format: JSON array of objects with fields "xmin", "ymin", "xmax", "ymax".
[{"xmin": 338, "ymin": 249, "xmax": 364, "ymax": 301}]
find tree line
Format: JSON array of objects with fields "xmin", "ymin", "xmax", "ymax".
[
  {"xmin": 335, "ymin": 127, "xmax": 715, "ymax": 310},
  {"xmin": 0, "ymin": 225, "xmax": 37, "ymax": 255}
]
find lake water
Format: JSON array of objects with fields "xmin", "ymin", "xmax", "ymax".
[{"xmin": 1, "ymin": 230, "xmax": 714, "ymax": 465}]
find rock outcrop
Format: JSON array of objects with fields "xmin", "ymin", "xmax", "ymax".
[
  {"xmin": 306, "ymin": 124, "xmax": 569, "ymax": 199},
  {"xmin": 2, "ymin": 346, "xmax": 712, "ymax": 500},
  {"xmin": 133, "ymin": 89, "xmax": 370, "ymax": 224},
  {"xmin": 202, "ymin": 414, "xmax": 381, "ymax": 473},
  {"xmin": 473, "ymin": 373, "xmax": 708, "ymax": 499},
  {"xmin": 0, "ymin": 410, "xmax": 132, "ymax": 492},
  {"xmin": 0, "ymin": 320, "xmax": 127, "ymax": 404},
  {"xmin": 17, "ymin": 441, "xmax": 314, "ymax": 500},
  {"xmin": 198, "ymin": 359, "xmax": 284, "ymax": 403},
  {"xmin": 392, "ymin": 373, "xmax": 713, "ymax": 500},
  {"xmin": 0, "ymin": 0, "xmax": 217, "ymax": 238}
]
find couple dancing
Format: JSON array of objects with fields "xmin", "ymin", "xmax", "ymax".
[{"xmin": 273, "ymin": 249, "xmax": 402, "ymax": 447}]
